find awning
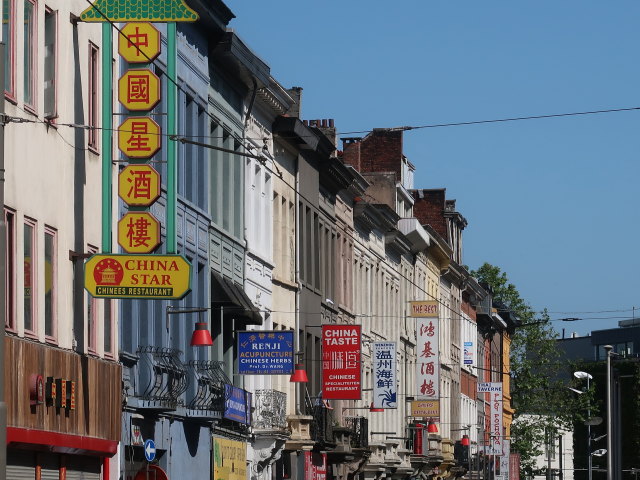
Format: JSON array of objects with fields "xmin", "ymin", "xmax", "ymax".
[{"xmin": 211, "ymin": 272, "xmax": 262, "ymax": 325}]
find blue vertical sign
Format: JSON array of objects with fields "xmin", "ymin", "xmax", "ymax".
[
  {"xmin": 224, "ymin": 384, "xmax": 252, "ymax": 425},
  {"xmin": 237, "ymin": 330, "xmax": 294, "ymax": 375},
  {"xmin": 373, "ymin": 342, "xmax": 397, "ymax": 409}
]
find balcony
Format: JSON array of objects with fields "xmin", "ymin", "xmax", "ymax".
[
  {"xmin": 343, "ymin": 416, "xmax": 368, "ymax": 449},
  {"xmin": 136, "ymin": 347, "xmax": 187, "ymax": 410},
  {"xmin": 397, "ymin": 218, "xmax": 430, "ymax": 253},
  {"xmin": 253, "ymin": 389, "xmax": 288, "ymax": 433},
  {"xmin": 185, "ymin": 360, "xmax": 228, "ymax": 419},
  {"xmin": 306, "ymin": 404, "xmax": 335, "ymax": 448}
]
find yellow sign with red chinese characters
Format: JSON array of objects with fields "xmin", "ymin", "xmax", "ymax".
[
  {"xmin": 119, "ymin": 23, "xmax": 161, "ymax": 63},
  {"xmin": 118, "ymin": 212, "xmax": 161, "ymax": 254},
  {"xmin": 84, "ymin": 254, "xmax": 192, "ymax": 299},
  {"xmin": 118, "ymin": 69, "xmax": 160, "ymax": 111},
  {"xmin": 118, "ymin": 117, "xmax": 161, "ymax": 158},
  {"xmin": 119, "ymin": 164, "xmax": 161, "ymax": 206}
]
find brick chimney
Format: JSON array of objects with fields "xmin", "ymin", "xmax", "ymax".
[
  {"xmin": 306, "ymin": 119, "xmax": 337, "ymax": 148},
  {"xmin": 286, "ymin": 86, "xmax": 303, "ymax": 118},
  {"xmin": 342, "ymin": 137, "xmax": 362, "ymax": 170},
  {"xmin": 358, "ymin": 129, "xmax": 404, "ymax": 179},
  {"xmin": 412, "ymin": 189, "xmax": 447, "ymax": 239}
]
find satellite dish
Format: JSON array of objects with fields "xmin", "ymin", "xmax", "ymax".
[{"xmin": 585, "ymin": 416, "xmax": 603, "ymax": 426}]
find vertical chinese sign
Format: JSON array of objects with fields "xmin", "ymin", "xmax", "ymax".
[
  {"xmin": 411, "ymin": 301, "xmax": 440, "ymax": 411},
  {"xmin": 117, "ymin": 24, "xmax": 162, "ymax": 255},
  {"xmin": 372, "ymin": 342, "xmax": 397, "ymax": 409},
  {"xmin": 303, "ymin": 451, "xmax": 327, "ymax": 480},
  {"xmin": 477, "ymin": 382, "xmax": 503, "ymax": 455},
  {"xmin": 322, "ymin": 325, "xmax": 361, "ymax": 400}
]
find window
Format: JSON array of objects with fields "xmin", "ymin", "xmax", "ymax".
[
  {"xmin": 23, "ymin": 0, "xmax": 36, "ymax": 109},
  {"xmin": 44, "ymin": 227, "xmax": 56, "ymax": 340},
  {"xmin": 3, "ymin": 0, "xmax": 15, "ymax": 98},
  {"xmin": 4, "ymin": 209, "xmax": 15, "ymax": 330},
  {"xmin": 88, "ymin": 42, "xmax": 99, "ymax": 150},
  {"xmin": 23, "ymin": 218, "xmax": 36, "ymax": 335},
  {"xmin": 43, "ymin": 7, "xmax": 57, "ymax": 119}
]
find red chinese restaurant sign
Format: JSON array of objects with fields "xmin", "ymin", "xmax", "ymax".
[{"xmin": 322, "ymin": 325, "xmax": 361, "ymax": 400}]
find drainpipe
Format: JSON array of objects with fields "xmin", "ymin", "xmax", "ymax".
[
  {"xmin": 0, "ymin": 40, "xmax": 6, "ymax": 480},
  {"xmin": 294, "ymin": 162, "xmax": 301, "ymax": 415}
]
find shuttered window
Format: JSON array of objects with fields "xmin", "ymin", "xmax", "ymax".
[
  {"xmin": 65, "ymin": 456, "xmax": 101, "ymax": 480},
  {"xmin": 7, "ymin": 449, "xmax": 36, "ymax": 479}
]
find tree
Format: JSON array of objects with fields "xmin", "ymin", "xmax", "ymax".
[{"xmin": 472, "ymin": 263, "xmax": 585, "ymax": 471}]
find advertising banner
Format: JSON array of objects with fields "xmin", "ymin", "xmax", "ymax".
[
  {"xmin": 322, "ymin": 325, "xmax": 361, "ymax": 400},
  {"xmin": 416, "ymin": 311, "xmax": 439, "ymax": 400},
  {"xmin": 464, "ymin": 341, "xmax": 474, "ymax": 365},
  {"xmin": 373, "ymin": 342, "xmax": 397, "ymax": 409},
  {"xmin": 303, "ymin": 451, "xmax": 327, "ymax": 480},
  {"xmin": 213, "ymin": 437, "xmax": 246, "ymax": 480},
  {"xmin": 223, "ymin": 384, "xmax": 252, "ymax": 425},
  {"xmin": 499, "ymin": 440, "xmax": 511, "ymax": 480},
  {"xmin": 237, "ymin": 330, "xmax": 294, "ymax": 375},
  {"xmin": 410, "ymin": 399, "xmax": 440, "ymax": 418}
]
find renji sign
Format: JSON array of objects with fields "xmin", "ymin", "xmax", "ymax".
[{"xmin": 322, "ymin": 325, "xmax": 361, "ymax": 400}]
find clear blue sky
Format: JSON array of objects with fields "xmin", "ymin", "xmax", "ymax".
[{"xmin": 224, "ymin": 1, "xmax": 640, "ymax": 337}]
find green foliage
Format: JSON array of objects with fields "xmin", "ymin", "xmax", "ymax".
[{"xmin": 472, "ymin": 263, "xmax": 583, "ymax": 470}]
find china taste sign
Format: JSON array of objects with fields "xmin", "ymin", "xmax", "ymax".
[{"xmin": 322, "ymin": 325, "xmax": 361, "ymax": 400}]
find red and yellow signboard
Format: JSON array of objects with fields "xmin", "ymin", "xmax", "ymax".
[
  {"xmin": 119, "ymin": 164, "xmax": 161, "ymax": 206},
  {"xmin": 118, "ymin": 117, "xmax": 161, "ymax": 158},
  {"xmin": 321, "ymin": 325, "xmax": 362, "ymax": 400},
  {"xmin": 118, "ymin": 212, "xmax": 161, "ymax": 253},
  {"xmin": 119, "ymin": 23, "xmax": 161, "ymax": 63},
  {"xmin": 84, "ymin": 254, "xmax": 192, "ymax": 299},
  {"xmin": 118, "ymin": 69, "xmax": 160, "ymax": 111},
  {"xmin": 410, "ymin": 300, "xmax": 439, "ymax": 317}
]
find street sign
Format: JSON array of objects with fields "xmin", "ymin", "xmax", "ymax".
[
  {"xmin": 118, "ymin": 69, "xmax": 160, "ymax": 111},
  {"xmin": 144, "ymin": 439, "xmax": 156, "ymax": 462},
  {"xmin": 118, "ymin": 117, "xmax": 161, "ymax": 158},
  {"xmin": 118, "ymin": 164, "xmax": 161, "ymax": 206},
  {"xmin": 84, "ymin": 254, "xmax": 192, "ymax": 299},
  {"xmin": 119, "ymin": 23, "xmax": 161, "ymax": 63},
  {"xmin": 117, "ymin": 212, "xmax": 161, "ymax": 254}
]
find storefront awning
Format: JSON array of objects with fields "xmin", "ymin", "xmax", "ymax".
[{"xmin": 211, "ymin": 272, "xmax": 262, "ymax": 325}]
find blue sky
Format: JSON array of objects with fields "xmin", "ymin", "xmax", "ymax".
[{"xmin": 224, "ymin": 1, "xmax": 640, "ymax": 336}]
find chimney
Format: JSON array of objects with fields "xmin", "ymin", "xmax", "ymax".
[
  {"xmin": 308, "ymin": 119, "xmax": 338, "ymax": 148},
  {"xmin": 342, "ymin": 138, "xmax": 362, "ymax": 171},
  {"xmin": 412, "ymin": 189, "xmax": 447, "ymax": 240},
  {"xmin": 287, "ymin": 86, "xmax": 303, "ymax": 118}
]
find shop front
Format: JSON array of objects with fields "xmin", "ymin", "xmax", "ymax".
[{"xmin": 5, "ymin": 336, "xmax": 121, "ymax": 478}]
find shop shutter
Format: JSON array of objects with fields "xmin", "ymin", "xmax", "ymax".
[
  {"xmin": 6, "ymin": 449, "xmax": 36, "ymax": 480},
  {"xmin": 65, "ymin": 456, "xmax": 102, "ymax": 480},
  {"xmin": 40, "ymin": 453, "xmax": 61, "ymax": 480}
]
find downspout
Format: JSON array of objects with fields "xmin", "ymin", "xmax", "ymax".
[
  {"xmin": 0, "ymin": 41, "xmax": 7, "ymax": 480},
  {"xmin": 295, "ymin": 162, "xmax": 302, "ymax": 415}
]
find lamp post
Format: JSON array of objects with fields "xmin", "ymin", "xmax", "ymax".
[
  {"xmin": 604, "ymin": 345, "xmax": 613, "ymax": 480},
  {"xmin": 574, "ymin": 371, "xmax": 594, "ymax": 480}
]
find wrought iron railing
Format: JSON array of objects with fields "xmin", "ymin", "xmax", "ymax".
[
  {"xmin": 185, "ymin": 360, "xmax": 229, "ymax": 412},
  {"xmin": 344, "ymin": 416, "xmax": 369, "ymax": 448},
  {"xmin": 306, "ymin": 404, "xmax": 335, "ymax": 446},
  {"xmin": 137, "ymin": 346, "xmax": 188, "ymax": 409},
  {"xmin": 253, "ymin": 389, "xmax": 288, "ymax": 431}
]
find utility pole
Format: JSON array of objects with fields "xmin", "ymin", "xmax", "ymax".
[{"xmin": 605, "ymin": 345, "xmax": 613, "ymax": 480}]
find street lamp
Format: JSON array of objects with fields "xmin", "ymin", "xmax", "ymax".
[{"xmin": 574, "ymin": 370, "xmax": 594, "ymax": 480}]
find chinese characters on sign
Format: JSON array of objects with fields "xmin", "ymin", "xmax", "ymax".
[
  {"xmin": 118, "ymin": 69, "xmax": 161, "ymax": 111},
  {"xmin": 118, "ymin": 23, "xmax": 161, "ymax": 63},
  {"xmin": 303, "ymin": 451, "xmax": 327, "ymax": 480},
  {"xmin": 322, "ymin": 325, "xmax": 361, "ymax": 400},
  {"xmin": 478, "ymin": 382, "xmax": 503, "ymax": 455},
  {"xmin": 373, "ymin": 342, "xmax": 397, "ymax": 409},
  {"xmin": 413, "ymin": 301, "xmax": 439, "ymax": 401},
  {"xmin": 118, "ymin": 117, "xmax": 161, "ymax": 158},
  {"xmin": 118, "ymin": 164, "xmax": 161, "ymax": 206},
  {"xmin": 117, "ymin": 212, "xmax": 161, "ymax": 253},
  {"xmin": 237, "ymin": 330, "xmax": 294, "ymax": 375}
]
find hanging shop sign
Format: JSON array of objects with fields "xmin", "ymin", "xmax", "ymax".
[
  {"xmin": 464, "ymin": 341, "xmax": 474, "ymax": 365},
  {"xmin": 322, "ymin": 325, "xmax": 361, "ymax": 400},
  {"xmin": 117, "ymin": 212, "xmax": 161, "ymax": 254},
  {"xmin": 478, "ymin": 382, "xmax": 504, "ymax": 455},
  {"xmin": 118, "ymin": 22, "xmax": 161, "ymax": 63},
  {"xmin": 213, "ymin": 437, "xmax": 247, "ymax": 480},
  {"xmin": 81, "ymin": 0, "xmax": 199, "ymax": 22},
  {"xmin": 302, "ymin": 451, "xmax": 327, "ymax": 480},
  {"xmin": 410, "ymin": 399, "xmax": 440, "ymax": 418},
  {"xmin": 118, "ymin": 117, "xmax": 162, "ymax": 159},
  {"xmin": 118, "ymin": 69, "xmax": 161, "ymax": 111},
  {"xmin": 237, "ymin": 330, "xmax": 294, "ymax": 375},
  {"xmin": 372, "ymin": 342, "xmax": 397, "ymax": 409},
  {"xmin": 223, "ymin": 384, "xmax": 252, "ymax": 425},
  {"xmin": 118, "ymin": 164, "xmax": 161, "ymax": 206},
  {"xmin": 415, "ymin": 309, "xmax": 440, "ymax": 400},
  {"xmin": 84, "ymin": 254, "xmax": 191, "ymax": 299},
  {"xmin": 410, "ymin": 300, "xmax": 439, "ymax": 317},
  {"xmin": 40, "ymin": 376, "xmax": 76, "ymax": 410}
]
